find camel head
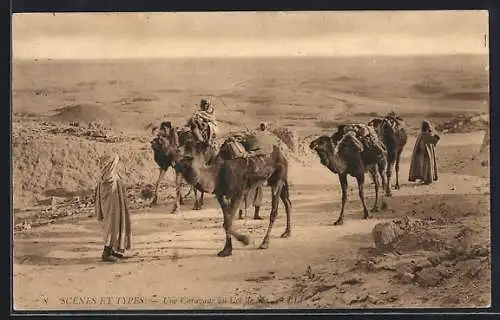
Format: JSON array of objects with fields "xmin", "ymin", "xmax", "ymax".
[
  {"xmin": 310, "ymin": 135, "xmax": 350, "ymax": 173},
  {"xmin": 382, "ymin": 118, "xmax": 398, "ymax": 134},
  {"xmin": 367, "ymin": 118, "xmax": 384, "ymax": 138},
  {"xmin": 368, "ymin": 118, "xmax": 383, "ymax": 130},
  {"xmin": 151, "ymin": 122, "xmax": 181, "ymax": 159},
  {"xmin": 151, "ymin": 135, "xmax": 173, "ymax": 155},
  {"xmin": 309, "ymin": 135, "xmax": 336, "ymax": 167}
]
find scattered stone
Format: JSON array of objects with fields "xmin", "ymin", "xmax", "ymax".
[
  {"xmin": 395, "ymin": 262, "xmax": 417, "ymax": 277},
  {"xmin": 414, "ymin": 258, "xmax": 433, "ymax": 271},
  {"xmin": 435, "ymin": 265, "xmax": 453, "ymax": 279},
  {"xmin": 342, "ymin": 292, "xmax": 360, "ymax": 305},
  {"xmin": 472, "ymin": 247, "xmax": 489, "ymax": 257},
  {"xmin": 357, "ymin": 259, "xmax": 376, "ymax": 272},
  {"xmin": 415, "ymin": 268, "xmax": 442, "ymax": 287},
  {"xmin": 341, "ymin": 276, "xmax": 363, "ymax": 285},
  {"xmin": 400, "ymin": 272, "xmax": 416, "ymax": 284},
  {"xmin": 427, "ymin": 255, "xmax": 442, "ymax": 267},
  {"xmin": 372, "ymin": 221, "xmax": 405, "ymax": 250},
  {"xmin": 465, "ymin": 260, "xmax": 483, "ymax": 279},
  {"xmin": 264, "ymin": 294, "xmax": 282, "ymax": 304},
  {"xmin": 451, "ymin": 227, "xmax": 474, "ymax": 253},
  {"xmin": 422, "ymin": 238, "xmax": 446, "ymax": 252},
  {"xmin": 366, "ymin": 295, "xmax": 380, "ymax": 304},
  {"xmin": 393, "ymin": 216, "xmax": 427, "ymax": 232}
]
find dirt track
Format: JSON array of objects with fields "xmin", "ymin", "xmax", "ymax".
[{"xmin": 13, "ymin": 131, "xmax": 490, "ymax": 310}]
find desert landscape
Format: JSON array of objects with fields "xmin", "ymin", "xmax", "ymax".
[
  {"xmin": 12, "ymin": 52, "xmax": 491, "ymax": 310},
  {"xmin": 11, "ymin": 9, "xmax": 492, "ymax": 312}
]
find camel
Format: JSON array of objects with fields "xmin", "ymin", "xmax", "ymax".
[
  {"xmin": 368, "ymin": 116, "xmax": 408, "ymax": 195},
  {"xmin": 309, "ymin": 127, "xmax": 388, "ymax": 225},
  {"xmin": 172, "ymin": 133, "xmax": 292, "ymax": 257},
  {"xmin": 150, "ymin": 122, "xmax": 206, "ymax": 212}
]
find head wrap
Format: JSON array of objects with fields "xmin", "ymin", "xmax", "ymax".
[
  {"xmin": 421, "ymin": 120, "xmax": 432, "ymax": 133},
  {"xmin": 99, "ymin": 154, "xmax": 120, "ymax": 185}
]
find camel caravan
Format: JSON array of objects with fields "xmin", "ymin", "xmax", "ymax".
[{"xmin": 138, "ymin": 99, "xmax": 438, "ymax": 258}]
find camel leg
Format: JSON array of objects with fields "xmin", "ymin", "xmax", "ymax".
[
  {"xmin": 394, "ymin": 149, "xmax": 403, "ymax": 190},
  {"xmin": 369, "ymin": 168, "xmax": 380, "ymax": 213},
  {"xmin": 193, "ymin": 189, "xmax": 202, "ymax": 210},
  {"xmin": 386, "ymin": 153, "xmax": 395, "ymax": 196},
  {"xmin": 195, "ymin": 191, "xmax": 204, "ymax": 209},
  {"xmin": 253, "ymin": 206, "xmax": 262, "ymax": 220},
  {"xmin": 259, "ymin": 184, "xmax": 282, "ymax": 249},
  {"xmin": 334, "ymin": 173, "xmax": 348, "ymax": 226},
  {"xmin": 226, "ymin": 197, "xmax": 250, "ymax": 245},
  {"xmin": 151, "ymin": 168, "xmax": 167, "ymax": 205},
  {"xmin": 377, "ymin": 161, "xmax": 389, "ymax": 210},
  {"xmin": 356, "ymin": 174, "xmax": 371, "ymax": 220},
  {"xmin": 216, "ymin": 195, "xmax": 233, "ymax": 257},
  {"xmin": 192, "ymin": 189, "xmax": 205, "ymax": 210},
  {"xmin": 217, "ymin": 195, "xmax": 248, "ymax": 257},
  {"xmin": 177, "ymin": 180, "xmax": 187, "ymax": 206},
  {"xmin": 181, "ymin": 186, "xmax": 192, "ymax": 204},
  {"xmin": 378, "ymin": 162, "xmax": 387, "ymax": 195},
  {"xmin": 171, "ymin": 171, "xmax": 182, "ymax": 214},
  {"xmin": 279, "ymin": 181, "xmax": 292, "ymax": 238}
]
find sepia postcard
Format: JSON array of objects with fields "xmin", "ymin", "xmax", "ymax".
[{"xmin": 12, "ymin": 10, "xmax": 490, "ymax": 311}]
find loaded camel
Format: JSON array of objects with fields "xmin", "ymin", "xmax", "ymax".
[
  {"xmin": 171, "ymin": 130, "xmax": 292, "ymax": 257},
  {"xmin": 217, "ymin": 132, "xmax": 266, "ymax": 221},
  {"xmin": 150, "ymin": 122, "xmax": 208, "ymax": 212},
  {"xmin": 309, "ymin": 124, "xmax": 388, "ymax": 225},
  {"xmin": 368, "ymin": 113, "xmax": 408, "ymax": 194}
]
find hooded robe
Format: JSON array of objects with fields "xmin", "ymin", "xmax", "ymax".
[
  {"xmin": 94, "ymin": 154, "xmax": 132, "ymax": 252},
  {"xmin": 408, "ymin": 121, "xmax": 440, "ymax": 184}
]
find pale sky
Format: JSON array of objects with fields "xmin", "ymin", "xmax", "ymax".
[{"xmin": 12, "ymin": 11, "xmax": 489, "ymax": 59}]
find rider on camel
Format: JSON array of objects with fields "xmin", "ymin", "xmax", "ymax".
[{"xmin": 187, "ymin": 98, "xmax": 218, "ymax": 148}]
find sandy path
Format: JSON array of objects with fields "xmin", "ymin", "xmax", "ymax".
[{"xmin": 13, "ymin": 131, "xmax": 488, "ymax": 310}]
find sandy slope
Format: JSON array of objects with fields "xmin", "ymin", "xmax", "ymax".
[{"xmin": 13, "ymin": 131, "xmax": 490, "ymax": 310}]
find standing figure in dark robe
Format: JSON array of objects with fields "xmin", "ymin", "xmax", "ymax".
[{"xmin": 408, "ymin": 120, "xmax": 440, "ymax": 184}]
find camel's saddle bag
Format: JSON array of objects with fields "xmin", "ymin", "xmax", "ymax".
[{"xmin": 226, "ymin": 140, "xmax": 248, "ymax": 159}]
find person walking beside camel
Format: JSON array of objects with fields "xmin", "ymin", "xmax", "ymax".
[
  {"xmin": 94, "ymin": 154, "xmax": 132, "ymax": 262},
  {"xmin": 408, "ymin": 120, "xmax": 440, "ymax": 185}
]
